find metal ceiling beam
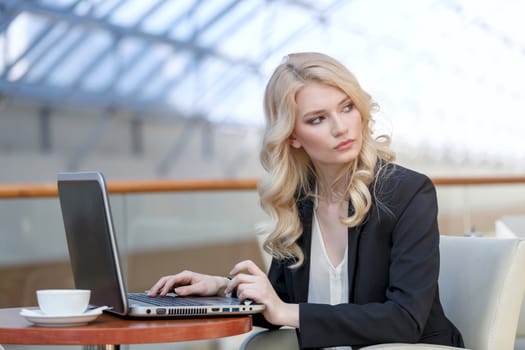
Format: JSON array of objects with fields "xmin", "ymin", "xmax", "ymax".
[
  {"xmin": 16, "ymin": 1, "xmax": 258, "ymax": 70},
  {"xmin": 63, "ymin": 0, "xmax": 144, "ymax": 91},
  {"xmin": 98, "ymin": 0, "xmax": 129, "ymax": 21},
  {"xmin": 176, "ymin": 1, "xmax": 266, "ymax": 106},
  {"xmin": 26, "ymin": 3, "xmax": 121, "ymax": 85},
  {"xmin": 2, "ymin": 0, "xmax": 259, "ymax": 112},
  {"xmin": 66, "ymin": 35, "xmax": 118, "ymax": 91},
  {"xmin": 0, "ymin": 79, "xmax": 196, "ymax": 120},
  {"xmin": 0, "ymin": 0, "xmax": 83, "ymax": 74},
  {"xmin": 0, "ymin": 79, "xmax": 252, "ymax": 130},
  {"xmin": 32, "ymin": 28, "xmax": 87, "ymax": 85},
  {"xmin": 0, "ymin": 0, "xmax": 341, "ymax": 120},
  {"xmin": 102, "ymin": 41, "xmax": 151, "ymax": 94},
  {"xmin": 67, "ymin": 0, "xmax": 170, "ymax": 91},
  {"xmin": 192, "ymin": 0, "xmax": 337, "ymax": 122},
  {"xmin": 123, "ymin": 0, "xmax": 244, "ymax": 101},
  {"xmin": 5, "ymin": 24, "xmax": 56, "ymax": 77},
  {"xmin": 100, "ymin": 0, "xmax": 193, "ymax": 95},
  {"xmin": 131, "ymin": 0, "xmax": 170, "ymax": 29},
  {"xmin": 257, "ymin": 0, "xmax": 345, "ymax": 62},
  {"xmin": 189, "ymin": 0, "xmax": 243, "ymax": 40},
  {"xmin": 192, "ymin": 0, "xmax": 341, "ymax": 116},
  {"xmin": 121, "ymin": 51, "xmax": 173, "ymax": 101},
  {"xmin": 127, "ymin": 55, "xmax": 200, "ymax": 112},
  {"xmin": 97, "ymin": 0, "xmax": 181, "ymax": 99},
  {"xmin": 0, "ymin": 0, "xmax": 23, "ymax": 32},
  {"xmin": 200, "ymin": 1, "xmax": 266, "ymax": 47},
  {"xmin": 4, "ymin": 0, "xmax": 112, "ymax": 83}
]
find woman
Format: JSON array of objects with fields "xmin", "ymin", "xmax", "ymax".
[{"xmin": 147, "ymin": 52, "xmax": 464, "ymax": 349}]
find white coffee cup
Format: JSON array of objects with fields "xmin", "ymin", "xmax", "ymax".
[{"xmin": 36, "ymin": 289, "xmax": 91, "ymax": 316}]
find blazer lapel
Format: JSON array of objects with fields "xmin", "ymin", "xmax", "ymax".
[
  {"xmin": 293, "ymin": 196, "xmax": 314, "ymax": 303},
  {"xmin": 347, "ymin": 224, "xmax": 362, "ymax": 302}
]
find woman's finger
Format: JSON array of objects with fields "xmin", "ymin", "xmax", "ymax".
[
  {"xmin": 173, "ymin": 283, "xmax": 204, "ymax": 296},
  {"xmin": 148, "ymin": 270, "xmax": 195, "ymax": 296},
  {"xmin": 147, "ymin": 276, "xmax": 172, "ymax": 296},
  {"xmin": 235, "ymin": 283, "xmax": 260, "ymax": 302},
  {"xmin": 225, "ymin": 272, "xmax": 254, "ymax": 294},
  {"xmin": 229, "ymin": 260, "xmax": 265, "ymax": 277}
]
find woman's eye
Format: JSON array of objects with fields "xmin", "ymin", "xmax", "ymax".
[
  {"xmin": 342, "ymin": 103, "xmax": 353, "ymax": 113},
  {"xmin": 308, "ymin": 116, "xmax": 324, "ymax": 125}
]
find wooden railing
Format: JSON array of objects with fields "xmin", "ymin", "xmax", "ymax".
[
  {"xmin": 0, "ymin": 179, "xmax": 259, "ymax": 198},
  {"xmin": 0, "ymin": 176, "xmax": 524, "ymax": 199}
]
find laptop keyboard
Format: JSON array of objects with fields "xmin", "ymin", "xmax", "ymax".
[{"xmin": 128, "ymin": 293, "xmax": 238, "ymax": 306}]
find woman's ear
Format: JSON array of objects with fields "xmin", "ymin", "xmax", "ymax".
[{"xmin": 288, "ymin": 134, "xmax": 301, "ymax": 149}]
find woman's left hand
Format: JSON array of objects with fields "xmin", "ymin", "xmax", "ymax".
[{"xmin": 226, "ymin": 260, "xmax": 299, "ymax": 327}]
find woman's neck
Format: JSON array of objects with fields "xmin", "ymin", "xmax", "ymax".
[
  {"xmin": 313, "ymin": 162, "xmax": 354, "ymax": 203},
  {"xmin": 316, "ymin": 177, "xmax": 349, "ymax": 204}
]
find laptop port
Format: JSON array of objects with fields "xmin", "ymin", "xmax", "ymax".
[
  {"xmin": 222, "ymin": 307, "xmax": 230, "ymax": 312},
  {"xmin": 232, "ymin": 307, "xmax": 240, "ymax": 312},
  {"xmin": 156, "ymin": 308, "xmax": 167, "ymax": 315},
  {"xmin": 211, "ymin": 307, "xmax": 220, "ymax": 312}
]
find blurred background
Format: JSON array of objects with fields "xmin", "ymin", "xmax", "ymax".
[
  {"xmin": 0, "ymin": 1, "xmax": 524, "ymax": 348},
  {"xmin": 1, "ymin": 0, "xmax": 524, "ymax": 182}
]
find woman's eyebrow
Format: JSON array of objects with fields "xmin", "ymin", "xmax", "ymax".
[
  {"xmin": 302, "ymin": 108, "xmax": 325, "ymax": 119},
  {"xmin": 339, "ymin": 96, "xmax": 351, "ymax": 105},
  {"xmin": 301, "ymin": 97, "xmax": 351, "ymax": 119}
]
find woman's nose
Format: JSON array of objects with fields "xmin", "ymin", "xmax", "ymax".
[{"xmin": 331, "ymin": 114, "xmax": 348, "ymax": 136}]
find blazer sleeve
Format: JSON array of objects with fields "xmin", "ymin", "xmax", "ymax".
[{"xmin": 299, "ymin": 173, "xmax": 441, "ymax": 348}]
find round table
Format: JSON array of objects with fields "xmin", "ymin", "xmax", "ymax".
[{"xmin": 0, "ymin": 307, "xmax": 252, "ymax": 349}]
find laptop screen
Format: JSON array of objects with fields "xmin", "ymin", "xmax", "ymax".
[{"xmin": 57, "ymin": 172, "xmax": 128, "ymax": 315}]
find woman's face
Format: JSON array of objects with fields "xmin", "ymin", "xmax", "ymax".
[{"xmin": 290, "ymin": 81, "xmax": 363, "ymax": 172}]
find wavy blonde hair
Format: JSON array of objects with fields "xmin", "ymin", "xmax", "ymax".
[{"xmin": 258, "ymin": 52, "xmax": 395, "ymax": 267}]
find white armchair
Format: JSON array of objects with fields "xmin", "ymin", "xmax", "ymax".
[
  {"xmin": 496, "ymin": 215, "xmax": 525, "ymax": 350},
  {"xmin": 240, "ymin": 236, "xmax": 525, "ymax": 350}
]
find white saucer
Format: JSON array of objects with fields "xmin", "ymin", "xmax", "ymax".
[{"xmin": 20, "ymin": 307, "xmax": 104, "ymax": 327}]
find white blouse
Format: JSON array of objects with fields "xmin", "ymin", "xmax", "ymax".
[{"xmin": 308, "ymin": 199, "xmax": 352, "ymax": 350}]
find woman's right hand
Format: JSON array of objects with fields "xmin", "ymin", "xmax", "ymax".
[{"xmin": 146, "ymin": 270, "xmax": 229, "ymax": 297}]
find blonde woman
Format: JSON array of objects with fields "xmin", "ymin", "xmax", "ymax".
[{"xmin": 148, "ymin": 52, "xmax": 464, "ymax": 349}]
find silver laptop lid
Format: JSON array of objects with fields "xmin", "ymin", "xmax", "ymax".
[{"xmin": 57, "ymin": 171, "xmax": 129, "ymax": 315}]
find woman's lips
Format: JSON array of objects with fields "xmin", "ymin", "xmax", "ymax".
[{"xmin": 335, "ymin": 139, "xmax": 354, "ymax": 150}]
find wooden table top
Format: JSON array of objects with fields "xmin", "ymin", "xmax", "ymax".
[{"xmin": 0, "ymin": 307, "xmax": 252, "ymax": 345}]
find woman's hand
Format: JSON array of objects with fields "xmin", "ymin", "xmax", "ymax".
[
  {"xmin": 226, "ymin": 260, "xmax": 299, "ymax": 328},
  {"xmin": 147, "ymin": 270, "xmax": 229, "ymax": 297}
]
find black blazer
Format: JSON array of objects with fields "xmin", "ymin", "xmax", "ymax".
[{"xmin": 253, "ymin": 164, "xmax": 464, "ymax": 349}]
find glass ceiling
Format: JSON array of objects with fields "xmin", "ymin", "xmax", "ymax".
[{"xmin": 1, "ymin": 0, "xmax": 524, "ymax": 170}]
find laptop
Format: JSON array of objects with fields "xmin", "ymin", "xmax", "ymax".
[{"xmin": 57, "ymin": 171, "xmax": 265, "ymax": 318}]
